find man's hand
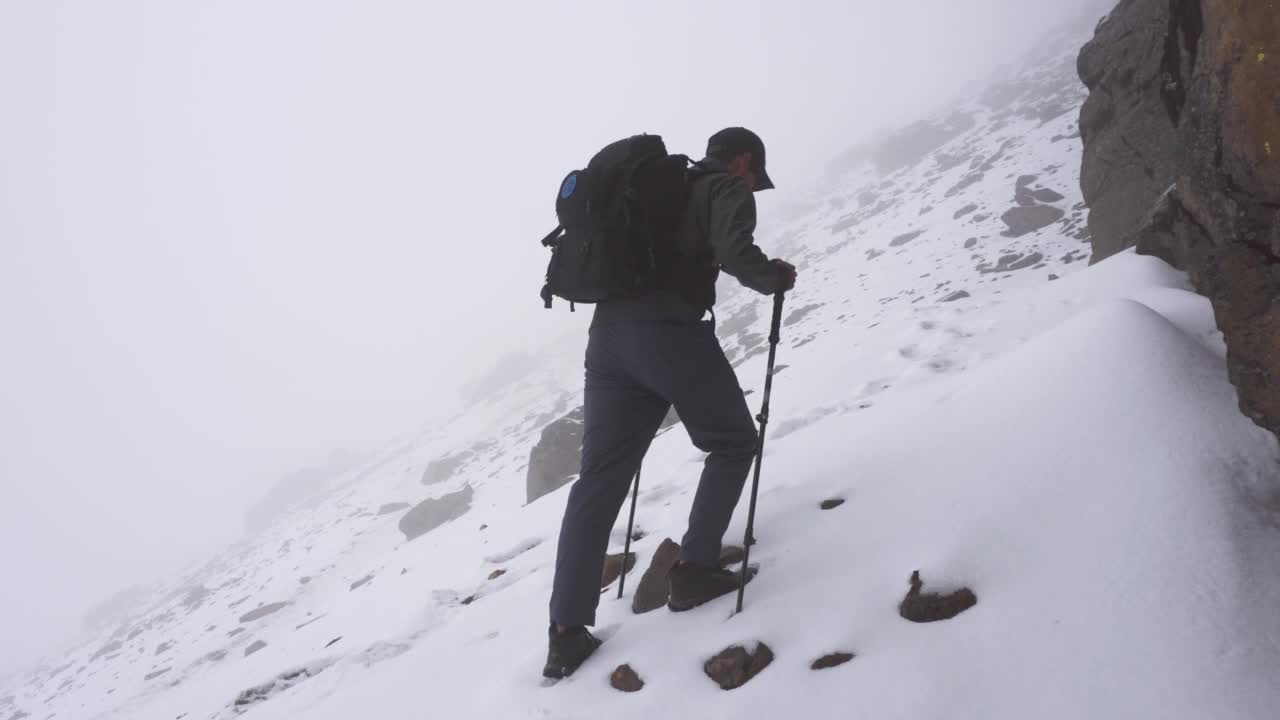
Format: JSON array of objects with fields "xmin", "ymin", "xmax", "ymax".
[{"xmin": 772, "ymin": 259, "xmax": 797, "ymax": 291}]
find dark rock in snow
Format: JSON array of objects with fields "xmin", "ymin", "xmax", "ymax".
[
  {"xmin": 349, "ymin": 574, "xmax": 374, "ymax": 591},
  {"xmin": 890, "ymin": 230, "xmax": 924, "ymax": 247},
  {"xmin": 610, "ymin": 664, "xmax": 645, "ymax": 692},
  {"xmin": 783, "ymin": 303, "xmax": 823, "ymax": 327},
  {"xmin": 1000, "ymin": 205, "xmax": 1065, "ymax": 237},
  {"xmin": 866, "ymin": 248, "xmax": 884, "ymax": 261},
  {"xmin": 399, "ymin": 484, "xmax": 473, "ymax": 541},
  {"xmin": 232, "ymin": 661, "xmax": 334, "ymax": 712},
  {"xmin": 325, "ymin": 637, "xmax": 342, "ymax": 648},
  {"xmin": 460, "ymin": 595, "xmax": 477, "ymax": 606},
  {"xmin": 978, "ymin": 252, "xmax": 1045, "ymax": 274},
  {"xmin": 941, "ymin": 290, "xmax": 971, "ymax": 302},
  {"xmin": 703, "ymin": 643, "xmax": 774, "ymax": 690},
  {"xmin": 90, "ymin": 641, "xmax": 123, "ymax": 662},
  {"xmin": 143, "ymin": 668, "xmax": 170, "ymax": 682},
  {"xmin": 600, "ymin": 552, "xmax": 637, "ymax": 589},
  {"xmin": 898, "ymin": 570, "xmax": 977, "ymax": 623},
  {"xmin": 238, "ymin": 602, "xmax": 289, "ymax": 624},
  {"xmin": 376, "ymin": 502, "xmax": 410, "ymax": 516},
  {"xmin": 631, "ymin": 538, "xmax": 681, "ymax": 614},
  {"xmin": 244, "ymin": 640, "xmax": 268, "ymax": 657},
  {"xmin": 1031, "ymin": 187, "xmax": 1065, "ymax": 203},
  {"xmin": 154, "ymin": 642, "xmax": 172, "ymax": 656},
  {"xmin": 1049, "ymin": 274, "xmax": 1061, "ymax": 281},
  {"xmin": 227, "ymin": 628, "xmax": 245, "ymax": 638},
  {"xmin": 811, "ymin": 652, "xmax": 855, "ymax": 670},
  {"xmin": 487, "ymin": 568, "xmax": 507, "ymax": 581},
  {"xmin": 1079, "ymin": 0, "xmax": 1280, "ymax": 442},
  {"xmin": 820, "ymin": 498, "xmax": 846, "ymax": 510},
  {"xmin": 525, "ymin": 406, "xmax": 584, "ymax": 504},
  {"xmin": 963, "ymin": 238, "xmax": 978, "ymax": 249},
  {"xmin": 421, "ymin": 454, "xmax": 467, "ymax": 485},
  {"xmin": 953, "ymin": 203, "xmax": 979, "ymax": 219}
]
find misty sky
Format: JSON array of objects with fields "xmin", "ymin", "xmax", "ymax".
[{"xmin": 0, "ymin": 0, "xmax": 1097, "ymax": 676}]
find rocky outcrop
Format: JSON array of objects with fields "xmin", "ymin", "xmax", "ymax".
[
  {"xmin": 1079, "ymin": 0, "xmax": 1280, "ymax": 439},
  {"xmin": 525, "ymin": 407, "xmax": 584, "ymax": 504},
  {"xmin": 399, "ymin": 485, "xmax": 474, "ymax": 541}
]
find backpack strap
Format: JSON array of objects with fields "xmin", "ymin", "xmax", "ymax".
[{"xmin": 540, "ymin": 225, "xmax": 564, "ymax": 247}]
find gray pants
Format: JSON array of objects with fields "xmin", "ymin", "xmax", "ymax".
[{"xmin": 549, "ymin": 320, "xmax": 759, "ymax": 627}]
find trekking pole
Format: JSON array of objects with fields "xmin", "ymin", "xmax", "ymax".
[
  {"xmin": 617, "ymin": 463, "xmax": 641, "ymax": 599},
  {"xmin": 736, "ymin": 292, "xmax": 785, "ymax": 614}
]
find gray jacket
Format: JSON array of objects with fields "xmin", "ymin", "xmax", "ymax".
[{"xmin": 591, "ymin": 156, "xmax": 784, "ymax": 327}]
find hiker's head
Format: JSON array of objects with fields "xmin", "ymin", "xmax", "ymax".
[{"xmin": 706, "ymin": 127, "xmax": 775, "ymax": 192}]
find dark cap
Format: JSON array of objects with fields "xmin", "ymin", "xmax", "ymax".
[{"xmin": 706, "ymin": 127, "xmax": 775, "ymax": 191}]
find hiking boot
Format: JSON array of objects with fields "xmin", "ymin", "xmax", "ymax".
[
  {"xmin": 542, "ymin": 623, "xmax": 602, "ymax": 679},
  {"xmin": 667, "ymin": 561, "xmax": 756, "ymax": 612}
]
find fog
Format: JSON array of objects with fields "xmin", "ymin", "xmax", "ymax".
[{"xmin": 0, "ymin": 0, "xmax": 1096, "ymax": 676}]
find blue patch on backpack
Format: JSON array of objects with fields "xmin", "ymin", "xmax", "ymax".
[{"xmin": 560, "ymin": 174, "xmax": 578, "ymax": 199}]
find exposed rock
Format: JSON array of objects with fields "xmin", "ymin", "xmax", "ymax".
[
  {"xmin": 487, "ymin": 568, "xmax": 507, "ymax": 581},
  {"xmin": 890, "ymin": 230, "xmax": 924, "ymax": 247},
  {"xmin": 238, "ymin": 602, "xmax": 289, "ymax": 624},
  {"xmin": 525, "ymin": 406, "xmax": 584, "ymax": 503},
  {"xmin": 143, "ymin": 668, "xmax": 170, "ymax": 682},
  {"xmin": 811, "ymin": 652, "xmax": 855, "ymax": 670},
  {"xmin": 703, "ymin": 642, "xmax": 774, "ymax": 690},
  {"xmin": 154, "ymin": 642, "xmax": 172, "ymax": 656},
  {"xmin": 460, "ymin": 595, "xmax": 477, "ymax": 606},
  {"xmin": 299, "ymin": 576, "xmax": 311, "ymax": 585},
  {"xmin": 232, "ymin": 660, "xmax": 335, "ymax": 712},
  {"xmin": 609, "ymin": 664, "xmax": 645, "ymax": 692},
  {"xmin": 820, "ymin": 497, "xmax": 846, "ymax": 510},
  {"xmin": 963, "ymin": 238, "xmax": 978, "ymax": 249},
  {"xmin": 244, "ymin": 640, "xmax": 268, "ymax": 657},
  {"xmin": 90, "ymin": 641, "xmax": 123, "ymax": 662},
  {"xmin": 227, "ymin": 628, "xmax": 245, "ymax": 638},
  {"xmin": 941, "ymin": 290, "xmax": 972, "ymax": 302},
  {"xmin": 1031, "ymin": 187, "xmax": 1066, "ymax": 203},
  {"xmin": 898, "ymin": 570, "xmax": 978, "ymax": 622},
  {"xmin": 349, "ymin": 574, "xmax": 374, "ymax": 591},
  {"xmin": 600, "ymin": 552, "xmax": 637, "ymax": 589},
  {"xmin": 180, "ymin": 585, "xmax": 210, "ymax": 611},
  {"xmin": 1079, "ymin": 0, "xmax": 1280, "ymax": 440},
  {"xmin": 978, "ymin": 252, "xmax": 1045, "ymax": 274},
  {"xmin": 376, "ymin": 502, "xmax": 410, "ymax": 515},
  {"xmin": 953, "ymin": 203, "xmax": 979, "ymax": 219},
  {"xmin": 784, "ymin": 303, "xmax": 823, "ymax": 327},
  {"xmin": 421, "ymin": 454, "xmax": 467, "ymax": 485},
  {"xmin": 325, "ymin": 637, "xmax": 342, "ymax": 648},
  {"xmin": 399, "ymin": 484, "xmax": 474, "ymax": 541},
  {"xmin": 865, "ymin": 248, "xmax": 884, "ymax": 261},
  {"xmin": 1000, "ymin": 205, "xmax": 1066, "ymax": 237},
  {"xmin": 631, "ymin": 538, "xmax": 681, "ymax": 614}
]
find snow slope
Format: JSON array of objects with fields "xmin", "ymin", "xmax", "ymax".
[{"xmin": 5, "ymin": 15, "xmax": 1279, "ymax": 720}]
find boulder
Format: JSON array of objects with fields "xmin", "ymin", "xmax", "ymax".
[
  {"xmin": 525, "ymin": 407, "xmax": 584, "ymax": 503},
  {"xmin": 1078, "ymin": 0, "xmax": 1280, "ymax": 440},
  {"xmin": 398, "ymin": 485, "xmax": 473, "ymax": 542},
  {"xmin": 811, "ymin": 652, "xmax": 855, "ymax": 670},
  {"xmin": 631, "ymin": 539, "xmax": 681, "ymax": 614},
  {"xmin": 600, "ymin": 552, "xmax": 637, "ymax": 589},
  {"xmin": 703, "ymin": 643, "xmax": 774, "ymax": 690}
]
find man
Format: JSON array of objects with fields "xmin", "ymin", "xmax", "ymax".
[{"xmin": 544, "ymin": 127, "xmax": 797, "ymax": 678}]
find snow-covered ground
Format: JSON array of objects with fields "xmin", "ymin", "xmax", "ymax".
[{"xmin": 5, "ymin": 16, "xmax": 1279, "ymax": 720}]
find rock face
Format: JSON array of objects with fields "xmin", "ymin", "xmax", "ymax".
[
  {"xmin": 703, "ymin": 643, "xmax": 775, "ymax": 690},
  {"xmin": 1079, "ymin": 0, "xmax": 1280, "ymax": 438},
  {"xmin": 398, "ymin": 485, "xmax": 473, "ymax": 542},
  {"xmin": 631, "ymin": 538, "xmax": 681, "ymax": 614},
  {"xmin": 525, "ymin": 406, "xmax": 584, "ymax": 504},
  {"xmin": 898, "ymin": 570, "xmax": 978, "ymax": 622}
]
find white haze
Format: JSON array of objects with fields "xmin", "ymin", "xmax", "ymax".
[{"xmin": 0, "ymin": 0, "xmax": 1097, "ymax": 676}]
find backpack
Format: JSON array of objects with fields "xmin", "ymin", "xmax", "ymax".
[{"xmin": 538, "ymin": 134, "xmax": 693, "ymax": 310}]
